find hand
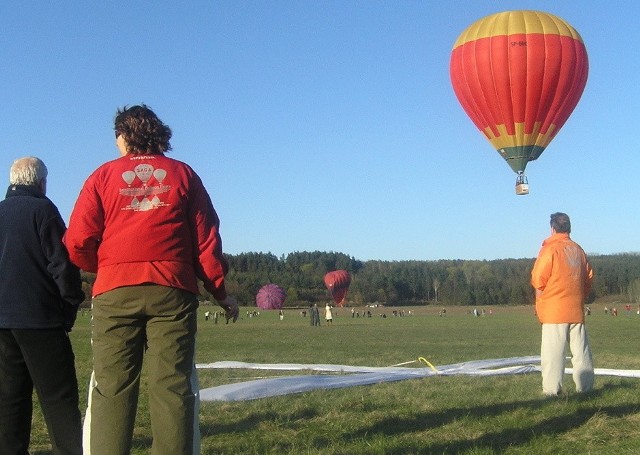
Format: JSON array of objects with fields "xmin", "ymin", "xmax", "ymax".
[
  {"xmin": 220, "ymin": 296, "xmax": 239, "ymax": 323},
  {"xmin": 63, "ymin": 303, "xmax": 80, "ymax": 332}
]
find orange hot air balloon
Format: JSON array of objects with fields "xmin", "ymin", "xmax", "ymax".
[
  {"xmin": 450, "ymin": 10, "xmax": 589, "ymax": 194},
  {"xmin": 324, "ymin": 270, "xmax": 351, "ymax": 307}
]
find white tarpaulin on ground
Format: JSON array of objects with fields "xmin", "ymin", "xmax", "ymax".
[{"xmin": 197, "ymin": 356, "xmax": 640, "ymax": 402}]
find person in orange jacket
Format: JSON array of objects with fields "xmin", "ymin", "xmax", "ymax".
[{"xmin": 531, "ymin": 212, "xmax": 594, "ymax": 396}]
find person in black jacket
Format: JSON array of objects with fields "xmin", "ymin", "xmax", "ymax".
[{"xmin": 0, "ymin": 156, "xmax": 85, "ymax": 455}]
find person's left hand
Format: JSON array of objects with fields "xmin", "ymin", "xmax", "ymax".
[
  {"xmin": 63, "ymin": 303, "xmax": 80, "ymax": 332},
  {"xmin": 220, "ymin": 296, "xmax": 239, "ymax": 323}
]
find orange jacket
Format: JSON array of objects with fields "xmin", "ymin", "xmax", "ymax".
[{"xmin": 531, "ymin": 233, "xmax": 593, "ymax": 324}]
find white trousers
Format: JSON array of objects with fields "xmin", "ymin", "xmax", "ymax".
[{"xmin": 541, "ymin": 323, "xmax": 594, "ymax": 395}]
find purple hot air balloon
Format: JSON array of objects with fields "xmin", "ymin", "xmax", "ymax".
[{"xmin": 256, "ymin": 284, "xmax": 286, "ymax": 310}]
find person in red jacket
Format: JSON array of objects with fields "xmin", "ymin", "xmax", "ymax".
[
  {"xmin": 64, "ymin": 105, "xmax": 238, "ymax": 455},
  {"xmin": 531, "ymin": 212, "xmax": 594, "ymax": 396}
]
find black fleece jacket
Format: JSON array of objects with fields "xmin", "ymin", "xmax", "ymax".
[{"xmin": 0, "ymin": 185, "xmax": 84, "ymax": 329}]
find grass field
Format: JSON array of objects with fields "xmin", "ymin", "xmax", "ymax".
[{"xmin": 29, "ymin": 303, "xmax": 640, "ymax": 454}]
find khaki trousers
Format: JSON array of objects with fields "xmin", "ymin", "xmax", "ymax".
[
  {"xmin": 85, "ymin": 285, "xmax": 199, "ymax": 455},
  {"xmin": 541, "ymin": 323, "xmax": 594, "ymax": 395}
]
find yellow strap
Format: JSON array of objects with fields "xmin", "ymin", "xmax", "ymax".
[{"xmin": 418, "ymin": 357, "xmax": 439, "ymax": 373}]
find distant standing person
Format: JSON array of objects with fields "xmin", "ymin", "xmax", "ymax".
[
  {"xmin": 64, "ymin": 105, "xmax": 238, "ymax": 455},
  {"xmin": 531, "ymin": 212, "xmax": 594, "ymax": 396},
  {"xmin": 325, "ymin": 303, "xmax": 333, "ymax": 325},
  {"xmin": 0, "ymin": 157, "xmax": 84, "ymax": 455},
  {"xmin": 312, "ymin": 304, "xmax": 321, "ymax": 326}
]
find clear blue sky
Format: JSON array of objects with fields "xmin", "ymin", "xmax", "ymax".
[{"xmin": 2, "ymin": 1, "xmax": 638, "ymax": 261}]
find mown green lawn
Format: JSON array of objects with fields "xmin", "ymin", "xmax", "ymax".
[{"xmin": 30, "ymin": 304, "xmax": 640, "ymax": 454}]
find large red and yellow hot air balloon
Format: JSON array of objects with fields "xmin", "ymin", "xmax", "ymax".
[
  {"xmin": 450, "ymin": 10, "xmax": 588, "ymax": 194},
  {"xmin": 324, "ymin": 270, "xmax": 351, "ymax": 307}
]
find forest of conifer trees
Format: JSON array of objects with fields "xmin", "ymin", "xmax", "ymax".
[
  {"xmin": 78, "ymin": 251, "xmax": 640, "ymax": 308},
  {"xmin": 81, "ymin": 251, "xmax": 640, "ymax": 309}
]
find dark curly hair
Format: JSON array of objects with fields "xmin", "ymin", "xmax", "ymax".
[{"xmin": 114, "ymin": 104, "xmax": 172, "ymax": 155}]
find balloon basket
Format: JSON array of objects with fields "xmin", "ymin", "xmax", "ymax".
[{"xmin": 515, "ymin": 173, "xmax": 529, "ymax": 195}]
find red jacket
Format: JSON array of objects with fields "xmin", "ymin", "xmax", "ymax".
[
  {"xmin": 531, "ymin": 233, "xmax": 593, "ymax": 324},
  {"xmin": 64, "ymin": 154, "xmax": 228, "ymax": 300}
]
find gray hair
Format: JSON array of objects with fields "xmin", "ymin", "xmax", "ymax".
[{"xmin": 9, "ymin": 157, "xmax": 48, "ymax": 186}]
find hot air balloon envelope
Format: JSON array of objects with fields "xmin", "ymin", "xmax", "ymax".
[
  {"xmin": 324, "ymin": 270, "xmax": 351, "ymax": 306},
  {"xmin": 256, "ymin": 284, "xmax": 286, "ymax": 310},
  {"xmin": 449, "ymin": 10, "xmax": 588, "ymax": 193}
]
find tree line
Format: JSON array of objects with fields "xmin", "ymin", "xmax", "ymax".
[{"xmin": 78, "ymin": 251, "xmax": 640, "ymax": 308}]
